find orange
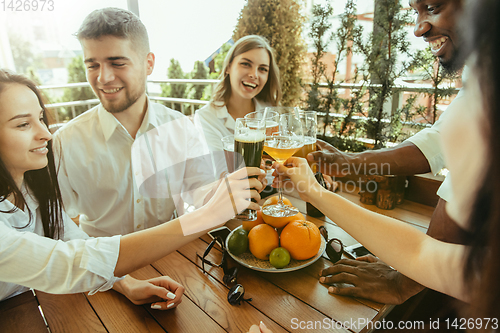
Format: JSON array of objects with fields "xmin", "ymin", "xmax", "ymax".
[
  {"xmin": 280, "ymin": 220, "xmax": 321, "ymax": 260},
  {"xmin": 262, "ymin": 195, "xmax": 292, "ymax": 207},
  {"xmin": 248, "ymin": 224, "xmax": 279, "ymax": 260},
  {"xmin": 242, "ymin": 210, "xmax": 265, "ymax": 232},
  {"xmin": 262, "ymin": 210, "xmax": 304, "ymax": 229}
]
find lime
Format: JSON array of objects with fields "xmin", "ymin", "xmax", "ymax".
[
  {"xmin": 269, "ymin": 247, "xmax": 291, "ymax": 269},
  {"xmin": 227, "ymin": 228, "xmax": 249, "ymax": 256}
]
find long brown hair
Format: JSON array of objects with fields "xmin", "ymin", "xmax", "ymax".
[
  {"xmin": 461, "ymin": 0, "xmax": 500, "ymax": 321},
  {"xmin": 211, "ymin": 35, "xmax": 281, "ymax": 107},
  {"xmin": 0, "ymin": 70, "xmax": 64, "ymax": 239}
]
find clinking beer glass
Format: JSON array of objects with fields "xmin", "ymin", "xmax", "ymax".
[
  {"xmin": 233, "ymin": 118, "xmax": 266, "ymax": 221},
  {"xmin": 293, "ymin": 110, "xmax": 317, "ymax": 172}
]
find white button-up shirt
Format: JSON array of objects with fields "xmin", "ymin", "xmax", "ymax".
[
  {"xmin": 0, "ymin": 189, "xmax": 121, "ymax": 301},
  {"xmin": 53, "ymin": 99, "xmax": 213, "ymax": 237}
]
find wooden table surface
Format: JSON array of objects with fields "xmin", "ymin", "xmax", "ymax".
[{"xmin": 0, "ymin": 187, "xmax": 433, "ymax": 333}]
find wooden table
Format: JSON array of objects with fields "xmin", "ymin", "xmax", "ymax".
[{"xmin": 0, "ymin": 187, "xmax": 433, "ymax": 333}]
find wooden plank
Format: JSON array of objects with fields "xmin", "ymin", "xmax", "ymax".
[
  {"xmin": 178, "ymin": 238, "xmax": 349, "ymax": 333},
  {"xmin": 85, "ymin": 285, "xmax": 165, "ymax": 332},
  {"xmin": 151, "ymin": 249, "xmax": 290, "ymax": 333},
  {"xmin": 129, "ymin": 265, "xmax": 226, "ymax": 333},
  {"xmin": 36, "ymin": 291, "xmax": 106, "ymax": 333},
  {"xmin": 257, "ymin": 257, "xmax": 378, "ymax": 333},
  {"xmin": 0, "ymin": 291, "xmax": 47, "ymax": 333}
]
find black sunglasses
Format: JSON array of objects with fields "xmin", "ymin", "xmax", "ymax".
[
  {"xmin": 319, "ymin": 226, "xmax": 344, "ymax": 263},
  {"xmin": 197, "ymin": 236, "xmax": 252, "ymax": 305}
]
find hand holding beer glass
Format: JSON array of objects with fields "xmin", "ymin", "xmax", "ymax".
[
  {"xmin": 233, "ymin": 118, "xmax": 266, "ymax": 221},
  {"xmin": 262, "ymin": 107, "xmax": 304, "ymax": 217}
]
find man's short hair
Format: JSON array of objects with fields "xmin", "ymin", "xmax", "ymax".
[{"xmin": 76, "ymin": 7, "xmax": 150, "ymax": 56}]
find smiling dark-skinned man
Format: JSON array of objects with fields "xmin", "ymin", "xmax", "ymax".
[{"xmin": 309, "ymin": 0, "xmax": 470, "ymax": 330}]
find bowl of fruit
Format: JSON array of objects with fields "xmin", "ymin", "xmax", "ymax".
[{"xmin": 225, "ymin": 196, "xmax": 326, "ymax": 273}]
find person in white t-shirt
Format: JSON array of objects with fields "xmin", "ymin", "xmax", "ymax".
[
  {"xmin": 0, "ymin": 70, "xmax": 263, "ymax": 305},
  {"xmin": 194, "ymin": 35, "xmax": 282, "ymax": 153}
]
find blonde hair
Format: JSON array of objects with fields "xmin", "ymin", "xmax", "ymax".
[{"xmin": 211, "ymin": 35, "xmax": 281, "ymax": 107}]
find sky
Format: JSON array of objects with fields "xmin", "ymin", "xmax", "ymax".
[
  {"xmin": 2, "ymin": 0, "xmax": 247, "ymax": 78},
  {"xmin": 1, "ymin": 0, "xmax": 424, "ymax": 82}
]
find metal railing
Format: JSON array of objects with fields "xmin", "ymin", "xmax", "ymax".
[{"xmin": 41, "ymin": 78, "xmax": 459, "ymax": 128}]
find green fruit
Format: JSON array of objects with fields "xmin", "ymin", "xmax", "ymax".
[
  {"xmin": 227, "ymin": 229, "xmax": 249, "ymax": 256},
  {"xmin": 269, "ymin": 247, "xmax": 291, "ymax": 269}
]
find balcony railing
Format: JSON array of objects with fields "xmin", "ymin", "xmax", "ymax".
[{"xmin": 41, "ymin": 78, "xmax": 459, "ymax": 130}]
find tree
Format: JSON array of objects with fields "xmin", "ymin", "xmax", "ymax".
[
  {"xmin": 354, "ymin": 0, "xmax": 416, "ymax": 148},
  {"xmin": 60, "ymin": 56, "xmax": 95, "ymax": 118},
  {"xmin": 8, "ymin": 32, "xmax": 42, "ymax": 75},
  {"xmin": 410, "ymin": 48, "xmax": 460, "ymax": 125},
  {"xmin": 210, "ymin": 42, "xmax": 232, "ymax": 79},
  {"xmin": 305, "ymin": 0, "xmax": 366, "ymax": 152},
  {"xmin": 161, "ymin": 59, "xmax": 186, "ymax": 112},
  {"xmin": 233, "ymin": 0, "xmax": 306, "ymax": 106},
  {"xmin": 188, "ymin": 61, "xmax": 208, "ymax": 100}
]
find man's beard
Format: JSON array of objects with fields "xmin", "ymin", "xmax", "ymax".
[
  {"xmin": 439, "ymin": 45, "xmax": 465, "ymax": 76},
  {"xmin": 101, "ymin": 87, "xmax": 144, "ymax": 114}
]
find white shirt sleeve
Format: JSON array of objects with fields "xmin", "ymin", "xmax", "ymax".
[
  {"xmin": 194, "ymin": 107, "xmax": 228, "ymax": 152},
  {"xmin": 52, "ymin": 133, "xmax": 80, "ymax": 219},
  {"xmin": 405, "ymin": 89, "xmax": 464, "ymax": 175},
  {"xmin": 0, "ymin": 221, "xmax": 121, "ymax": 297}
]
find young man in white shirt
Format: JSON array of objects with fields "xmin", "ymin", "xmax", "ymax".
[{"xmin": 53, "ymin": 8, "xmax": 217, "ymax": 237}]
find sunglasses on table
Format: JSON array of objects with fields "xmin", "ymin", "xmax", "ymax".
[
  {"xmin": 196, "ymin": 236, "xmax": 252, "ymax": 305},
  {"xmin": 319, "ymin": 226, "xmax": 344, "ymax": 263}
]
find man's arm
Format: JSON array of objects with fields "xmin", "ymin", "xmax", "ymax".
[{"xmin": 308, "ymin": 140, "xmax": 431, "ymax": 177}]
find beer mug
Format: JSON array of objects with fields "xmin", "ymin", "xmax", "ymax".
[
  {"xmin": 234, "ymin": 118, "xmax": 266, "ymax": 221},
  {"xmin": 294, "ymin": 111, "xmax": 317, "ymax": 172},
  {"xmin": 221, "ymin": 135, "xmax": 235, "ymax": 173}
]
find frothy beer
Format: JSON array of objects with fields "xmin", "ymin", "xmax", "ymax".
[{"xmin": 234, "ymin": 131, "xmax": 266, "ymax": 170}]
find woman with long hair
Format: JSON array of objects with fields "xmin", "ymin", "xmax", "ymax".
[
  {"xmin": 194, "ymin": 35, "xmax": 281, "ymax": 152},
  {"xmin": 273, "ymin": 0, "xmax": 500, "ymax": 324},
  {"xmin": 0, "ymin": 70, "xmax": 263, "ymax": 308}
]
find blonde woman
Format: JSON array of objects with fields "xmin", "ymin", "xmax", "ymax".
[{"xmin": 194, "ymin": 35, "xmax": 281, "ymax": 152}]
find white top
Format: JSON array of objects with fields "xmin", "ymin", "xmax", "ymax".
[
  {"xmin": 194, "ymin": 99, "xmax": 271, "ymax": 152},
  {"xmin": 53, "ymin": 99, "xmax": 213, "ymax": 237},
  {"xmin": 0, "ymin": 189, "xmax": 121, "ymax": 301},
  {"xmin": 405, "ymin": 68, "xmax": 468, "ymax": 203}
]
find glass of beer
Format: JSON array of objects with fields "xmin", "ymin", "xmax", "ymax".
[
  {"xmin": 294, "ymin": 111, "xmax": 317, "ymax": 172},
  {"xmin": 221, "ymin": 135, "xmax": 235, "ymax": 173},
  {"xmin": 262, "ymin": 108, "xmax": 304, "ymax": 217},
  {"xmin": 234, "ymin": 118, "xmax": 266, "ymax": 221},
  {"xmin": 244, "ymin": 109, "xmax": 279, "ymax": 135}
]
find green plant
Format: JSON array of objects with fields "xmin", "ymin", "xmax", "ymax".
[
  {"xmin": 161, "ymin": 58, "xmax": 186, "ymax": 112},
  {"xmin": 410, "ymin": 48, "xmax": 460, "ymax": 124},
  {"xmin": 305, "ymin": 0, "xmax": 366, "ymax": 150},
  {"xmin": 186, "ymin": 61, "xmax": 208, "ymax": 108},
  {"xmin": 354, "ymin": 0, "xmax": 416, "ymax": 148},
  {"xmin": 233, "ymin": 0, "xmax": 306, "ymax": 106},
  {"xmin": 59, "ymin": 55, "xmax": 95, "ymax": 119}
]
